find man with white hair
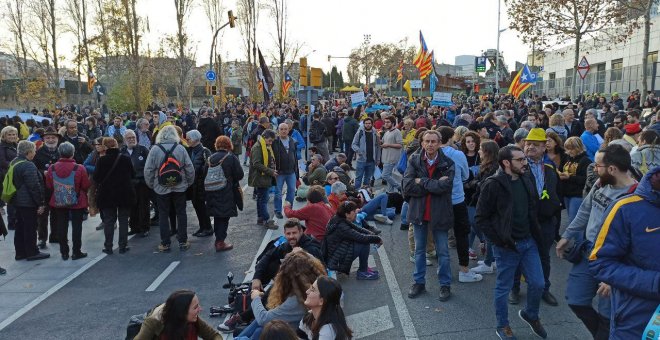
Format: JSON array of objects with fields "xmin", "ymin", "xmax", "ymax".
[
  {"xmin": 185, "ymin": 129, "xmax": 213, "ymax": 237},
  {"xmin": 144, "ymin": 125, "xmax": 195, "ymax": 252},
  {"xmin": 563, "ymin": 109, "xmax": 584, "ymax": 138},
  {"xmin": 33, "ymin": 127, "xmax": 61, "ymax": 249},
  {"xmin": 121, "ymin": 130, "xmax": 151, "ymax": 237}
]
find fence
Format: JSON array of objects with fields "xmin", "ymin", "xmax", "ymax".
[{"xmin": 529, "ymin": 62, "xmax": 660, "ymax": 98}]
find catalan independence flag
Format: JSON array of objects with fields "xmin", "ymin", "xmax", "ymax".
[
  {"xmin": 87, "ymin": 70, "xmax": 97, "ymax": 93},
  {"xmin": 419, "ymin": 50, "xmax": 434, "ymax": 80},
  {"xmin": 412, "ymin": 31, "xmax": 430, "ymax": 69},
  {"xmin": 396, "ymin": 60, "xmax": 404, "ymax": 82},
  {"xmin": 282, "ymin": 72, "xmax": 292, "ymax": 97},
  {"xmin": 508, "ymin": 66, "xmax": 532, "ymax": 99}
]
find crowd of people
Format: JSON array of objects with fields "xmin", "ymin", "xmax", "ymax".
[{"xmin": 0, "ymin": 89, "xmax": 658, "ymax": 339}]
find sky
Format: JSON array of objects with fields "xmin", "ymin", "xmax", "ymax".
[{"xmin": 2, "ymin": 0, "xmax": 531, "ymax": 78}]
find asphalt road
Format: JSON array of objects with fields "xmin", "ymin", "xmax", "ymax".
[{"xmin": 0, "ymin": 166, "xmax": 592, "ymax": 340}]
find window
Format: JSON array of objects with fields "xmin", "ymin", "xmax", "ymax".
[
  {"xmin": 611, "ymin": 59, "xmax": 623, "ymax": 81},
  {"xmin": 595, "ymin": 63, "xmax": 606, "ymax": 93},
  {"xmin": 549, "ymin": 72, "xmax": 556, "ymax": 89},
  {"xmin": 565, "ymin": 68, "xmax": 574, "ymax": 89},
  {"xmin": 647, "ymin": 51, "xmax": 658, "ymax": 75}
]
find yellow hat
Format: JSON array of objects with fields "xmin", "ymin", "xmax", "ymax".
[{"xmin": 525, "ymin": 128, "xmax": 547, "ymax": 142}]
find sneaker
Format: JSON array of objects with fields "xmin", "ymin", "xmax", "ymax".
[
  {"xmin": 470, "ymin": 262, "xmax": 494, "ymax": 274},
  {"xmin": 264, "ymin": 220, "xmax": 279, "ymax": 230},
  {"xmin": 496, "ymin": 326, "xmax": 517, "ymax": 340},
  {"xmin": 383, "ymin": 217, "xmax": 393, "ymax": 225},
  {"xmin": 426, "ymin": 250, "xmax": 436, "ymax": 258},
  {"xmin": 408, "ymin": 283, "xmax": 426, "ymax": 298},
  {"xmin": 356, "ymin": 270, "xmax": 379, "ymax": 280},
  {"xmin": 409, "ymin": 255, "xmax": 432, "ymax": 266},
  {"xmin": 373, "ymin": 214, "xmax": 387, "ymax": 223},
  {"xmin": 458, "ymin": 270, "xmax": 483, "ymax": 283},
  {"xmin": 479, "ymin": 242, "xmax": 486, "ymax": 256},
  {"xmin": 518, "ymin": 309, "xmax": 547, "ymax": 339},
  {"xmin": 217, "ymin": 313, "xmax": 243, "ymax": 333},
  {"xmin": 438, "ymin": 285, "xmax": 451, "ymax": 301},
  {"xmin": 541, "ymin": 291, "xmax": 559, "ymax": 306},
  {"xmin": 38, "ymin": 240, "xmax": 47, "ymax": 249},
  {"xmin": 179, "ymin": 241, "xmax": 190, "ymax": 251},
  {"xmin": 158, "ymin": 244, "xmax": 171, "ymax": 253},
  {"xmin": 478, "ymin": 260, "xmax": 496, "ymax": 270},
  {"xmin": 469, "ymin": 248, "xmax": 478, "ymax": 260},
  {"xmin": 0, "ymin": 267, "xmax": 6, "ymax": 275},
  {"xmin": 275, "ymin": 212, "xmax": 284, "ymax": 219}
]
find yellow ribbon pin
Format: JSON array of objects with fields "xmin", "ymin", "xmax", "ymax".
[{"xmin": 541, "ymin": 189, "xmax": 550, "ymax": 200}]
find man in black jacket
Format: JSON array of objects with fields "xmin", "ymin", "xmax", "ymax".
[
  {"xmin": 196, "ymin": 108, "xmax": 222, "ymax": 150},
  {"xmin": 121, "ymin": 130, "xmax": 151, "ymax": 237},
  {"xmin": 62, "ymin": 119, "xmax": 93, "ymax": 164},
  {"xmin": 309, "ymin": 113, "xmax": 329, "ymax": 163},
  {"xmin": 272, "ymin": 123, "xmax": 298, "ymax": 219},
  {"xmin": 251, "ymin": 218, "xmax": 322, "ymax": 291},
  {"xmin": 33, "ymin": 127, "xmax": 60, "ymax": 248},
  {"xmin": 475, "ymin": 145, "xmax": 547, "ymax": 339},
  {"xmin": 563, "ymin": 109, "xmax": 584, "ymax": 138}
]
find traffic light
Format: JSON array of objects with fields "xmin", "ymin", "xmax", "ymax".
[
  {"xmin": 327, "ymin": 55, "xmax": 331, "ymax": 62},
  {"xmin": 211, "ymin": 85, "xmax": 217, "ymax": 95},
  {"xmin": 299, "ymin": 57, "xmax": 308, "ymax": 86},
  {"xmin": 310, "ymin": 68, "xmax": 322, "ymax": 87},
  {"xmin": 206, "ymin": 83, "xmax": 211, "ymax": 96},
  {"xmin": 228, "ymin": 10, "xmax": 236, "ymax": 28},
  {"xmin": 474, "ymin": 84, "xmax": 480, "ymax": 93}
]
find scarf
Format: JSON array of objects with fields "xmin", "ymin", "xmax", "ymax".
[{"xmin": 258, "ymin": 136, "xmax": 274, "ymax": 169}]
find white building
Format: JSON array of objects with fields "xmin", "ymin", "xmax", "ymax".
[
  {"xmin": 455, "ymin": 55, "xmax": 477, "ymax": 77},
  {"xmin": 533, "ymin": 11, "xmax": 660, "ymax": 98}
]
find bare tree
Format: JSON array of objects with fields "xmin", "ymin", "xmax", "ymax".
[
  {"xmin": 4, "ymin": 0, "xmax": 30, "ymax": 91},
  {"xmin": 91, "ymin": 0, "xmax": 111, "ymax": 77},
  {"xmin": 268, "ymin": 0, "xmax": 301, "ymax": 99},
  {"xmin": 173, "ymin": 0, "xmax": 196, "ymax": 106},
  {"xmin": 616, "ymin": 0, "xmax": 660, "ymax": 103},
  {"xmin": 237, "ymin": 0, "xmax": 259, "ymax": 99},
  {"xmin": 506, "ymin": 0, "xmax": 635, "ymax": 99}
]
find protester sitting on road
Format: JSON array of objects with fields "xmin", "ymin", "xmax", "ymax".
[
  {"xmin": 93, "ymin": 137, "xmax": 135, "ymax": 255},
  {"xmin": 357, "ymin": 188, "xmax": 393, "ymax": 225},
  {"xmin": 45, "ymin": 142, "xmax": 91, "ymax": 261},
  {"xmin": 134, "ymin": 289, "xmax": 222, "ymax": 340},
  {"xmin": 258, "ymin": 320, "xmax": 297, "ymax": 340},
  {"xmin": 300, "ymin": 276, "xmax": 352, "ymax": 340},
  {"xmin": 205, "ymin": 136, "xmax": 244, "ymax": 252},
  {"xmin": 234, "ymin": 251, "xmax": 326, "ymax": 340},
  {"xmin": 328, "ymin": 181, "xmax": 348, "ymax": 212},
  {"xmin": 322, "ymin": 201, "xmax": 382, "ymax": 280},
  {"xmin": 324, "ymin": 172, "xmax": 340, "ymax": 196},
  {"xmin": 284, "ymin": 185, "xmax": 334, "ymax": 241},
  {"xmin": 218, "ymin": 218, "xmax": 323, "ymax": 333},
  {"xmin": 324, "ymin": 153, "xmax": 346, "ymax": 171},
  {"xmin": 12, "ymin": 140, "xmax": 50, "ymax": 261}
]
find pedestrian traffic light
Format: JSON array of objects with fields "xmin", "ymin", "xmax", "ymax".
[
  {"xmin": 211, "ymin": 85, "xmax": 217, "ymax": 95},
  {"xmin": 228, "ymin": 10, "xmax": 236, "ymax": 28},
  {"xmin": 474, "ymin": 84, "xmax": 480, "ymax": 93}
]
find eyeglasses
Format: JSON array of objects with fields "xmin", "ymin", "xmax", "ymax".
[
  {"xmin": 330, "ymin": 177, "xmax": 339, "ymax": 180},
  {"xmin": 593, "ymin": 163, "xmax": 607, "ymax": 170},
  {"xmin": 511, "ymin": 157, "xmax": 528, "ymax": 163}
]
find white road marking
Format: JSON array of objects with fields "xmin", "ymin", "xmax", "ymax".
[
  {"xmin": 145, "ymin": 261, "xmax": 181, "ymax": 292},
  {"xmin": 378, "ymin": 245, "xmax": 419, "ymax": 340},
  {"xmin": 346, "ymin": 305, "xmax": 395, "ymax": 339}
]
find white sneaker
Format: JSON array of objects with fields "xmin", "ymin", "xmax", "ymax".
[
  {"xmin": 373, "ymin": 214, "xmax": 387, "ymax": 223},
  {"xmin": 478, "ymin": 260, "xmax": 496, "ymax": 270},
  {"xmin": 459, "ymin": 270, "xmax": 483, "ymax": 283},
  {"xmin": 409, "ymin": 255, "xmax": 432, "ymax": 266},
  {"xmin": 383, "ymin": 217, "xmax": 394, "ymax": 225},
  {"xmin": 470, "ymin": 263, "xmax": 494, "ymax": 274}
]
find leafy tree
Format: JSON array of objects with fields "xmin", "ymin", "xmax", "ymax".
[{"xmin": 106, "ymin": 72, "xmax": 152, "ymax": 113}]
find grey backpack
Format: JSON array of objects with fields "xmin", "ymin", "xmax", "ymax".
[{"xmin": 204, "ymin": 153, "xmax": 230, "ymax": 191}]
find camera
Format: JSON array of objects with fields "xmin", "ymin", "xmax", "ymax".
[{"xmin": 209, "ymin": 272, "xmax": 251, "ymax": 318}]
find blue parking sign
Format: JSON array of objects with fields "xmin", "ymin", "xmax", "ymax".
[{"xmin": 205, "ymin": 70, "xmax": 216, "ymax": 81}]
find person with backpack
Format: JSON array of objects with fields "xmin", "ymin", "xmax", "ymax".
[
  {"xmin": 0, "ymin": 126, "xmax": 19, "ymax": 232},
  {"xmin": 185, "ymin": 130, "xmax": 213, "ymax": 238},
  {"xmin": 144, "ymin": 125, "xmax": 195, "ymax": 253},
  {"xmin": 44, "ymin": 142, "xmax": 91, "ymax": 260},
  {"xmin": 8, "ymin": 140, "xmax": 49, "ymax": 261},
  {"xmin": 204, "ymin": 136, "xmax": 244, "ymax": 252},
  {"xmin": 93, "ymin": 137, "xmax": 136, "ymax": 255}
]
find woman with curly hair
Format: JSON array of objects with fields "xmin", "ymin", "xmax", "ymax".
[{"xmin": 234, "ymin": 251, "xmax": 326, "ymax": 340}]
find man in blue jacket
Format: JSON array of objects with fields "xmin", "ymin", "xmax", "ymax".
[
  {"xmin": 580, "ymin": 118, "xmax": 601, "ymax": 162},
  {"xmin": 589, "ymin": 166, "xmax": 660, "ymax": 340}
]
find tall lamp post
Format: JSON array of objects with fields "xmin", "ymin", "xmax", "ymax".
[
  {"xmin": 495, "ymin": 0, "xmax": 507, "ymax": 95},
  {"xmin": 209, "ymin": 10, "xmax": 237, "ymax": 109},
  {"xmin": 364, "ymin": 34, "xmax": 371, "ymax": 86}
]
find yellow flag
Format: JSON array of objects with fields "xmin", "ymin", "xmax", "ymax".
[{"xmin": 403, "ymin": 80, "xmax": 413, "ymax": 102}]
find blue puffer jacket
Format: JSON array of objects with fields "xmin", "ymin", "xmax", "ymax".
[{"xmin": 589, "ymin": 166, "xmax": 660, "ymax": 340}]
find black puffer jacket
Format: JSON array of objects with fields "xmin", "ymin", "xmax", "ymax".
[
  {"xmin": 205, "ymin": 150, "xmax": 244, "ymax": 217},
  {"xmin": 0, "ymin": 142, "xmax": 17, "ymax": 178},
  {"xmin": 187, "ymin": 143, "xmax": 211, "ymax": 201},
  {"xmin": 254, "ymin": 234, "xmax": 322, "ymax": 283},
  {"xmin": 321, "ymin": 215, "xmax": 380, "ymax": 274},
  {"xmin": 475, "ymin": 169, "xmax": 542, "ymax": 251},
  {"xmin": 10, "ymin": 156, "xmax": 45, "ymax": 208},
  {"xmin": 93, "ymin": 148, "xmax": 136, "ymax": 209}
]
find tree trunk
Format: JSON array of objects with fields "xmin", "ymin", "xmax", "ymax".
[
  {"xmin": 49, "ymin": 0, "xmax": 60, "ymax": 95},
  {"xmin": 640, "ymin": 3, "xmax": 652, "ymax": 104},
  {"xmin": 572, "ymin": 34, "xmax": 581, "ymax": 101}
]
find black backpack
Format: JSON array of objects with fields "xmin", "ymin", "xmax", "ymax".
[{"xmin": 157, "ymin": 144, "xmax": 183, "ymax": 187}]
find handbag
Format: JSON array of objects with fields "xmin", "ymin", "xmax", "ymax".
[{"xmin": 396, "ymin": 149, "xmax": 408, "ymax": 174}]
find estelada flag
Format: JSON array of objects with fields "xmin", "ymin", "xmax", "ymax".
[
  {"xmin": 282, "ymin": 72, "xmax": 292, "ymax": 96},
  {"xmin": 397, "ymin": 60, "xmax": 404, "ymax": 82},
  {"xmin": 508, "ymin": 67, "xmax": 532, "ymax": 99},
  {"xmin": 87, "ymin": 70, "xmax": 96, "ymax": 93}
]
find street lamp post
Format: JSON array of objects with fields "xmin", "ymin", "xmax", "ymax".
[
  {"xmin": 364, "ymin": 34, "xmax": 371, "ymax": 87},
  {"xmin": 209, "ymin": 11, "xmax": 237, "ymax": 110}
]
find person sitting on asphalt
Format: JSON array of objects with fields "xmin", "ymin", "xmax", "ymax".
[
  {"xmin": 234, "ymin": 251, "xmax": 326, "ymax": 340},
  {"xmin": 283, "ymin": 185, "xmax": 334, "ymax": 241},
  {"xmin": 134, "ymin": 289, "xmax": 222, "ymax": 340},
  {"xmin": 356, "ymin": 188, "xmax": 393, "ymax": 225},
  {"xmin": 323, "ymin": 172, "xmax": 340, "ymax": 196},
  {"xmin": 328, "ymin": 181, "xmax": 348, "ymax": 212},
  {"xmin": 300, "ymin": 276, "xmax": 353, "ymax": 340},
  {"xmin": 218, "ymin": 218, "xmax": 322, "ymax": 333},
  {"xmin": 324, "ymin": 153, "xmax": 347, "ymax": 171},
  {"xmin": 322, "ymin": 201, "xmax": 383, "ymax": 280}
]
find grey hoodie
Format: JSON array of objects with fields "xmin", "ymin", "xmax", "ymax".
[
  {"xmin": 546, "ymin": 125, "xmax": 568, "ymax": 141},
  {"xmin": 143, "ymin": 142, "xmax": 195, "ymax": 195},
  {"xmin": 351, "ymin": 126, "xmax": 381, "ymax": 163}
]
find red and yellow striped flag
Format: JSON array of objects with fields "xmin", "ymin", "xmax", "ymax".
[
  {"xmin": 419, "ymin": 50, "xmax": 434, "ymax": 80},
  {"xmin": 397, "ymin": 60, "xmax": 404, "ymax": 82},
  {"xmin": 507, "ymin": 68, "xmax": 532, "ymax": 99}
]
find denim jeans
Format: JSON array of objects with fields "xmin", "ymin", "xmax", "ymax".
[
  {"xmin": 513, "ymin": 218, "xmax": 556, "ymax": 293},
  {"xmin": 401, "ymin": 201, "xmax": 409, "ymax": 225},
  {"xmin": 564, "ymin": 196, "xmax": 583, "ymax": 225},
  {"xmin": 274, "ymin": 173, "xmax": 297, "ymax": 213},
  {"xmin": 235, "ymin": 319, "xmax": 263, "ymax": 340},
  {"xmin": 354, "ymin": 160, "xmax": 375, "ymax": 189},
  {"xmin": 352, "ymin": 242, "xmax": 370, "ymax": 272},
  {"xmin": 360, "ymin": 193, "xmax": 388, "ymax": 220},
  {"xmin": 566, "ymin": 254, "xmax": 611, "ymax": 317},
  {"xmin": 381, "ymin": 162, "xmax": 400, "ymax": 192},
  {"xmin": 413, "ymin": 223, "xmax": 451, "ymax": 286},
  {"xmin": 492, "ymin": 237, "xmax": 544, "ymax": 328},
  {"xmin": 255, "ymin": 187, "xmax": 270, "ymax": 221},
  {"xmin": 344, "ymin": 141, "xmax": 354, "ymax": 165}
]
